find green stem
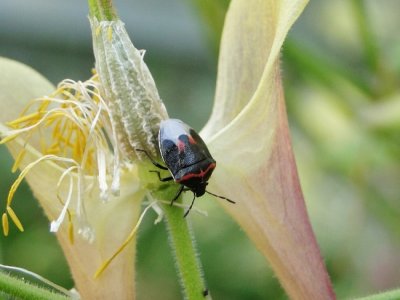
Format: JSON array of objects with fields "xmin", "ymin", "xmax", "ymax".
[
  {"xmin": 0, "ymin": 271, "xmax": 70, "ymax": 300},
  {"xmin": 163, "ymin": 198, "xmax": 209, "ymax": 300},
  {"xmin": 88, "ymin": 0, "xmax": 117, "ymax": 21}
]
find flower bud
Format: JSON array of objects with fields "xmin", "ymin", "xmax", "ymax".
[{"xmin": 90, "ymin": 17, "xmax": 169, "ymax": 161}]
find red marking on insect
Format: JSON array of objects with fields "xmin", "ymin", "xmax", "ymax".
[
  {"xmin": 177, "ymin": 139, "xmax": 186, "ymax": 152},
  {"xmin": 138, "ymin": 119, "xmax": 235, "ymax": 217},
  {"xmin": 176, "ymin": 162, "xmax": 216, "ymax": 184},
  {"xmin": 188, "ymin": 135, "xmax": 196, "ymax": 145}
]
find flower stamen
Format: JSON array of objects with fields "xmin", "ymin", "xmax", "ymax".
[
  {"xmin": 2, "ymin": 213, "xmax": 9, "ymax": 236},
  {"xmin": 1, "ymin": 75, "xmax": 122, "ymax": 239},
  {"xmin": 50, "ymin": 168, "xmax": 77, "ymax": 233},
  {"xmin": 11, "ymin": 149, "xmax": 27, "ymax": 173},
  {"xmin": 94, "ymin": 200, "xmax": 157, "ymax": 279},
  {"xmin": 6, "ymin": 206, "xmax": 24, "ymax": 233}
]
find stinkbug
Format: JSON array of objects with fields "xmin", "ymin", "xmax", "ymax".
[{"xmin": 138, "ymin": 118, "xmax": 235, "ymax": 217}]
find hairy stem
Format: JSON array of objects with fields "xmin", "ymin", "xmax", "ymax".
[
  {"xmin": 0, "ymin": 271, "xmax": 70, "ymax": 300},
  {"xmin": 163, "ymin": 198, "xmax": 209, "ymax": 300}
]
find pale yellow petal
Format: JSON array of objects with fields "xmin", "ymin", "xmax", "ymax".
[
  {"xmin": 5, "ymin": 137, "xmax": 144, "ymax": 298},
  {"xmin": 202, "ymin": 0, "xmax": 335, "ymax": 299},
  {"xmin": 0, "ymin": 57, "xmax": 54, "ymax": 122},
  {"xmin": 209, "ymin": 74, "xmax": 334, "ymax": 299},
  {"xmin": 202, "ymin": 0, "xmax": 309, "ymax": 137}
]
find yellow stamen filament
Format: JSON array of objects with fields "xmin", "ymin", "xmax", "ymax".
[
  {"xmin": 6, "ymin": 206, "xmax": 24, "ymax": 232},
  {"xmin": 7, "ymin": 154, "xmax": 65, "ymax": 207},
  {"xmin": 67, "ymin": 210, "xmax": 74, "ymax": 244},
  {"xmin": 6, "ymin": 112, "xmax": 43, "ymax": 128},
  {"xmin": 3, "ymin": 155, "xmax": 78, "ymax": 236},
  {"xmin": 2, "ymin": 213, "xmax": 9, "ymax": 236},
  {"xmin": 19, "ymin": 97, "xmax": 51, "ymax": 117},
  {"xmin": 94, "ymin": 201, "xmax": 156, "ymax": 279},
  {"xmin": 50, "ymin": 168, "xmax": 78, "ymax": 233},
  {"xmin": 0, "ymin": 134, "xmax": 19, "ymax": 145},
  {"xmin": 53, "ymin": 170, "xmax": 77, "ymax": 243},
  {"xmin": 2, "ymin": 76, "xmax": 122, "ymax": 242},
  {"xmin": 11, "ymin": 149, "xmax": 26, "ymax": 173}
]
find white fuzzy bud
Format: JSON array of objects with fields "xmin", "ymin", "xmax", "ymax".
[{"xmin": 90, "ymin": 17, "xmax": 168, "ymax": 161}]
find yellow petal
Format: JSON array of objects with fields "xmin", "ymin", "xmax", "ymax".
[
  {"xmin": 203, "ymin": 0, "xmax": 335, "ymax": 299},
  {"xmin": 5, "ymin": 137, "xmax": 144, "ymax": 298},
  {"xmin": 210, "ymin": 76, "xmax": 338, "ymax": 300},
  {"xmin": 202, "ymin": 0, "xmax": 309, "ymax": 137},
  {"xmin": 0, "ymin": 57, "xmax": 54, "ymax": 122}
]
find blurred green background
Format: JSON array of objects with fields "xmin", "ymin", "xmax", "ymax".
[{"xmin": 1, "ymin": 0, "xmax": 400, "ymax": 299}]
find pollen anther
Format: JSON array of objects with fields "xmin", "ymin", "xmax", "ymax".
[
  {"xmin": 2, "ymin": 213, "xmax": 9, "ymax": 236},
  {"xmin": 6, "ymin": 206, "xmax": 24, "ymax": 232}
]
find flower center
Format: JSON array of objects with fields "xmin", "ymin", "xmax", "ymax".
[{"xmin": 1, "ymin": 74, "xmax": 121, "ymax": 240}]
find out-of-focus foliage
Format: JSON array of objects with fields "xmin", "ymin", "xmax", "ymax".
[
  {"xmin": 283, "ymin": 0, "xmax": 400, "ymax": 298},
  {"xmin": 188, "ymin": 0, "xmax": 229, "ymax": 55},
  {"xmin": 0, "ymin": 0, "xmax": 399, "ymax": 299}
]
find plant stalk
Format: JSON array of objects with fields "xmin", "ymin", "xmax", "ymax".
[
  {"xmin": 88, "ymin": 0, "xmax": 117, "ymax": 20},
  {"xmin": 0, "ymin": 271, "xmax": 70, "ymax": 300},
  {"xmin": 163, "ymin": 198, "xmax": 210, "ymax": 300}
]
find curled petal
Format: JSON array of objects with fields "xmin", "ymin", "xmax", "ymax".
[
  {"xmin": 203, "ymin": 0, "xmax": 335, "ymax": 299},
  {"xmin": 203, "ymin": 0, "xmax": 310, "ymax": 137}
]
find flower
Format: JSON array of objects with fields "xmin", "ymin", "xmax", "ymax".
[
  {"xmin": 0, "ymin": 0, "xmax": 336, "ymax": 298},
  {"xmin": 0, "ymin": 59, "xmax": 148, "ymax": 298},
  {"xmin": 201, "ymin": 0, "xmax": 335, "ymax": 298}
]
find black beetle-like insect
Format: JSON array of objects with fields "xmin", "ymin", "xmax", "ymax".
[{"xmin": 138, "ymin": 119, "xmax": 235, "ymax": 216}]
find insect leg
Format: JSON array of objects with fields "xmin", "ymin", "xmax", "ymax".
[
  {"xmin": 136, "ymin": 149, "xmax": 168, "ymax": 170},
  {"xmin": 183, "ymin": 193, "xmax": 196, "ymax": 218},
  {"xmin": 202, "ymin": 289, "xmax": 209, "ymax": 297},
  {"xmin": 149, "ymin": 170, "xmax": 173, "ymax": 182},
  {"xmin": 170, "ymin": 185, "xmax": 184, "ymax": 206}
]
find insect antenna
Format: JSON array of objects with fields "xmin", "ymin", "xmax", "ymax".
[
  {"xmin": 205, "ymin": 191, "xmax": 235, "ymax": 204},
  {"xmin": 183, "ymin": 193, "xmax": 196, "ymax": 218}
]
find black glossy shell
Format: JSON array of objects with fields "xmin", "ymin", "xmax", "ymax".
[{"xmin": 158, "ymin": 119, "xmax": 216, "ymax": 197}]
